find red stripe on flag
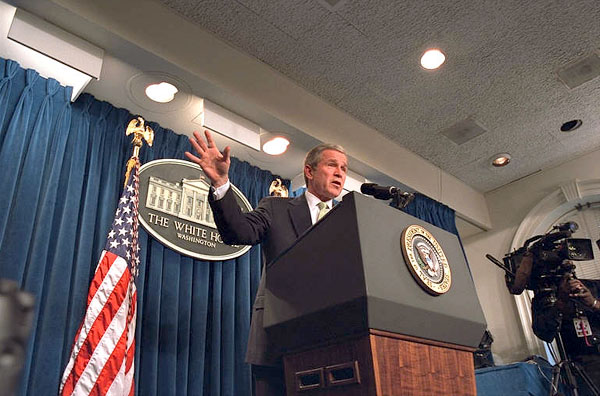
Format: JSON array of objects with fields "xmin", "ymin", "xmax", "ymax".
[
  {"xmin": 90, "ymin": 318, "xmax": 129, "ymax": 395},
  {"xmin": 91, "ymin": 289, "xmax": 137, "ymax": 395},
  {"xmin": 87, "ymin": 252, "xmax": 111, "ymax": 305},
  {"xmin": 61, "ymin": 251, "xmax": 113, "ymax": 391},
  {"xmin": 72, "ymin": 268, "xmax": 131, "ymax": 390},
  {"xmin": 61, "ymin": 259, "xmax": 131, "ymax": 395}
]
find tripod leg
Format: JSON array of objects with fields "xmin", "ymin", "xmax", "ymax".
[
  {"xmin": 563, "ymin": 361, "xmax": 580, "ymax": 396},
  {"xmin": 549, "ymin": 363, "xmax": 562, "ymax": 396},
  {"xmin": 570, "ymin": 361, "xmax": 600, "ymax": 396}
]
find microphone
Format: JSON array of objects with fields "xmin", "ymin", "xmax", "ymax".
[
  {"xmin": 553, "ymin": 221, "xmax": 578, "ymax": 233},
  {"xmin": 360, "ymin": 183, "xmax": 399, "ymax": 200}
]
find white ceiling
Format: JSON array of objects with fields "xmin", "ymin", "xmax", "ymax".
[
  {"xmin": 154, "ymin": 0, "xmax": 600, "ymax": 192},
  {"xmin": 4, "ymin": 0, "xmax": 600, "ymax": 197}
]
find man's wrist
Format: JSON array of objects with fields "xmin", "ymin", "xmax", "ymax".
[
  {"xmin": 211, "ymin": 180, "xmax": 230, "ymax": 200},
  {"xmin": 592, "ymin": 299, "xmax": 599, "ymax": 311},
  {"xmin": 211, "ymin": 177, "xmax": 229, "ymax": 189}
]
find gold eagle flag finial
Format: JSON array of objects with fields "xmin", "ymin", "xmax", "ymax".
[
  {"xmin": 124, "ymin": 116, "xmax": 154, "ymax": 188},
  {"xmin": 269, "ymin": 178, "xmax": 288, "ymax": 197}
]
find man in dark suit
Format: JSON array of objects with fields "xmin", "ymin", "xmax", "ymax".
[
  {"xmin": 533, "ymin": 276, "xmax": 600, "ymax": 393},
  {"xmin": 185, "ymin": 130, "xmax": 348, "ymax": 395}
]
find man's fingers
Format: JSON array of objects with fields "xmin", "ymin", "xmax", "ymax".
[
  {"xmin": 204, "ymin": 130, "xmax": 216, "ymax": 148},
  {"xmin": 185, "ymin": 151, "xmax": 201, "ymax": 164},
  {"xmin": 192, "ymin": 130, "xmax": 208, "ymax": 152},
  {"xmin": 189, "ymin": 137, "xmax": 205, "ymax": 155},
  {"xmin": 192, "ymin": 130, "xmax": 204, "ymax": 143},
  {"xmin": 222, "ymin": 146, "xmax": 231, "ymax": 162},
  {"xmin": 191, "ymin": 131, "xmax": 207, "ymax": 152}
]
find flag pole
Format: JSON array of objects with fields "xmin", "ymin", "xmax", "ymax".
[
  {"xmin": 58, "ymin": 116, "xmax": 154, "ymax": 396},
  {"xmin": 123, "ymin": 117, "xmax": 153, "ymax": 394},
  {"xmin": 124, "ymin": 116, "xmax": 154, "ymax": 189}
]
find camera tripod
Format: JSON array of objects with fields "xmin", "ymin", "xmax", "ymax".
[{"xmin": 549, "ymin": 332, "xmax": 599, "ymax": 396}]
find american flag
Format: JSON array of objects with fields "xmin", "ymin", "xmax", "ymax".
[{"xmin": 60, "ymin": 159, "xmax": 140, "ymax": 396}]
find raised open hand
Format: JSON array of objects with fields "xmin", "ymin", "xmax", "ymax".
[{"xmin": 185, "ymin": 130, "xmax": 231, "ymax": 187}]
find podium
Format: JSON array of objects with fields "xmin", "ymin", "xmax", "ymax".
[{"xmin": 264, "ymin": 192, "xmax": 486, "ymax": 395}]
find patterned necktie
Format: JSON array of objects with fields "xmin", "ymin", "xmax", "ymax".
[{"xmin": 317, "ymin": 201, "xmax": 329, "ymax": 221}]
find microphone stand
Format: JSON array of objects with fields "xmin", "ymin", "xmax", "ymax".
[{"xmin": 390, "ymin": 190, "xmax": 415, "ymax": 210}]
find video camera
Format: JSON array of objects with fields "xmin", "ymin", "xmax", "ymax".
[
  {"xmin": 489, "ymin": 223, "xmax": 600, "ymax": 393},
  {"xmin": 487, "ymin": 221, "xmax": 594, "ymax": 307}
]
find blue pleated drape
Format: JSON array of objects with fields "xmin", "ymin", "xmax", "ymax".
[
  {"xmin": 296, "ymin": 187, "xmax": 460, "ymax": 239},
  {"xmin": 0, "ymin": 58, "xmax": 286, "ymax": 396},
  {"xmin": 401, "ymin": 192, "xmax": 472, "ymax": 272},
  {"xmin": 402, "ymin": 192, "xmax": 460, "ymax": 236}
]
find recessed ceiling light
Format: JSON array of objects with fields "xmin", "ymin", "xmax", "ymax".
[
  {"xmin": 491, "ymin": 153, "xmax": 511, "ymax": 168},
  {"xmin": 560, "ymin": 119, "xmax": 582, "ymax": 132},
  {"xmin": 145, "ymin": 82, "xmax": 178, "ymax": 103},
  {"xmin": 262, "ymin": 136, "xmax": 290, "ymax": 155},
  {"xmin": 420, "ymin": 49, "xmax": 446, "ymax": 70},
  {"xmin": 128, "ymin": 72, "xmax": 191, "ymax": 113}
]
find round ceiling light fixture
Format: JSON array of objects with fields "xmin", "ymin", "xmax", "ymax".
[
  {"xmin": 145, "ymin": 81, "xmax": 179, "ymax": 103},
  {"xmin": 127, "ymin": 72, "xmax": 191, "ymax": 113},
  {"xmin": 560, "ymin": 119, "xmax": 582, "ymax": 133},
  {"xmin": 491, "ymin": 153, "xmax": 511, "ymax": 168},
  {"xmin": 420, "ymin": 49, "xmax": 446, "ymax": 70},
  {"xmin": 262, "ymin": 136, "xmax": 290, "ymax": 155}
]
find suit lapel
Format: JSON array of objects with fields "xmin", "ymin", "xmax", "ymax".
[{"xmin": 288, "ymin": 193, "xmax": 311, "ymax": 237}]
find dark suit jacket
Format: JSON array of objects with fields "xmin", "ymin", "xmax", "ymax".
[
  {"xmin": 209, "ymin": 188, "xmax": 311, "ymax": 366},
  {"xmin": 532, "ymin": 279, "xmax": 600, "ymax": 356}
]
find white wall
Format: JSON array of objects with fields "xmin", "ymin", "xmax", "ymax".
[{"xmin": 463, "ymin": 148, "xmax": 600, "ymax": 364}]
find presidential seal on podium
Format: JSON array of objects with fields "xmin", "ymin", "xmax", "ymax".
[{"xmin": 401, "ymin": 224, "xmax": 452, "ymax": 295}]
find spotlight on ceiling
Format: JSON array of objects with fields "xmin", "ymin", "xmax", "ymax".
[
  {"xmin": 420, "ymin": 49, "xmax": 446, "ymax": 70},
  {"xmin": 491, "ymin": 153, "xmax": 511, "ymax": 168},
  {"xmin": 560, "ymin": 119, "xmax": 582, "ymax": 133},
  {"xmin": 145, "ymin": 82, "xmax": 178, "ymax": 103},
  {"xmin": 262, "ymin": 136, "xmax": 290, "ymax": 155}
]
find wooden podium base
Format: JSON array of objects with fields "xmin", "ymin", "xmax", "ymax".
[{"xmin": 283, "ymin": 329, "xmax": 477, "ymax": 396}]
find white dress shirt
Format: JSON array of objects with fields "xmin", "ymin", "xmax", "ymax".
[
  {"xmin": 212, "ymin": 181, "xmax": 331, "ymax": 225},
  {"xmin": 211, "ymin": 180, "xmax": 231, "ymax": 200},
  {"xmin": 304, "ymin": 190, "xmax": 332, "ymax": 225}
]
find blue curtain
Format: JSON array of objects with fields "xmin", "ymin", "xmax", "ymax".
[
  {"xmin": 0, "ymin": 58, "xmax": 287, "ymax": 396},
  {"xmin": 401, "ymin": 192, "xmax": 472, "ymax": 273},
  {"xmin": 295, "ymin": 187, "xmax": 460, "ymax": 238},
  {"xmin": 402, "ymin": 192, "xmax": 459, "ymax": 236}
]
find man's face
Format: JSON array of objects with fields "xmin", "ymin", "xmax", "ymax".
[{"xmin": 305, "ymin": 149, "xmax": 348, "ymax": 201}]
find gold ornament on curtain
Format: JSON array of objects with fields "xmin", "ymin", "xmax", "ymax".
[
  {"xmin": 124, "ymin": 116, "xmax": 154, "ymax": 188},
  {"xmin": 269, "ymin": 178, "xmax": 288, "ymax": 197}
]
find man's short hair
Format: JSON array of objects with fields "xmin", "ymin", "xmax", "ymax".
[{"xmin": 303, "ymin": 143, "xmax": 346, "ymax": 185}]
